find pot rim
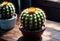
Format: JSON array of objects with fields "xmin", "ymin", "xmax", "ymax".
[
  {"xmin": 0, "ymin": 13, "xmax": 17, "ymax": 21},
  {"xmin": 20, "ymin": 26, "xmax": 46, "ymax": 32}
]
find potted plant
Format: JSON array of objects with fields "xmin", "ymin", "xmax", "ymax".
[
  {"xmin": 20, "ymin": 7, "xmax": 46, "ymax": 40},
  {"xmin": 0, "ymin": 1, "xmax": 17, "ymax": 30}
]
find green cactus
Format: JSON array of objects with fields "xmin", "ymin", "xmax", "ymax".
[
  {"xmin": 20, "ymin": 7, "xmax": 46, "ymax": 31},
  {"xmin": 0, "ymin": 1, "xmax": 15, "ymax": 19}
]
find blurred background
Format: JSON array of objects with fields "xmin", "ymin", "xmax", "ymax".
[{"xmin": 0, "ymin": 0, "xmax": 60, "ymax": 22}]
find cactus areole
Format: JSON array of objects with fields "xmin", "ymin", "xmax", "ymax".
[
  {"xmin": 0, "ymin": 1, "xmax": 15, "ymax": 19},
  {"xmin": 20, "ymin": 7, "xmax": 46, "ymax": 31}
]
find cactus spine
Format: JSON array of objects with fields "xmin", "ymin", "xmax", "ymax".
[
  {"xmin": 20, "ymin": 7, "xmax": 46, "ymax": 31},
  {"xmin": 0, "ymin": 1, "xmax": 15, "ymax": 19}
]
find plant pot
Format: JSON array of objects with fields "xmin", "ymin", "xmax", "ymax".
[
  {"xmin": 0, "ymin": 13, "xmax": 17, "ymax": 30},
  {"xmin": 20, "ymin": 27, "xmax": 46, "ymax": 39}
]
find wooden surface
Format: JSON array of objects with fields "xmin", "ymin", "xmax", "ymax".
[
  {"xmin": 42, "ymin": 20, "xmax": 60, "ymax": 41},
  {"xmin": 0, "ymin": 18, "xmax": 60, "ymax": 41}
]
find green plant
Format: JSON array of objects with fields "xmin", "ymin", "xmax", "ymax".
[
  {"xmin": 20, "ymin": 7, "xmax": 46, "ymax": 31},
  {"xmin": 0, "ymin": 1, "xmax": 15, "ymax": 19}
]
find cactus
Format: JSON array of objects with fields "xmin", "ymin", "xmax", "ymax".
[
  {"xmin": 20, "ymin": 7, "xmax": 46, "ymax": 31},
  {"xmin": 0, "ymin": 1, "xmax": 15, "ymax": 19}
]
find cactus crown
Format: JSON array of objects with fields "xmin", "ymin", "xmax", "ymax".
[
  {"xmin": 0, "ymin": 1, "xmax": 15, "ymax": 19},
  {"xmin": 28, "ymin": 7, "xmax": 36, "ymax": 14},
  {"xmin": 20, "ymin": 7, "xmax": 46, "ymax": 31}
]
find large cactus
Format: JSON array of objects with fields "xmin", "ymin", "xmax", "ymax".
[
  {"xmin": 20, "ymin": 7, "xmax": 46, "ymax": 31},
  {"xmin": 0, "ymin": 1, "xmax": 15, "ymax": 19}
]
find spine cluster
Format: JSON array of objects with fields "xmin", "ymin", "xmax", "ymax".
[
  {"xmin": 20, "ymin": 8, "xmax": 46, "ymax": 31},
  {"xmin": 0, "ymin": 1, "xmax": 15, "ymax": 19}
]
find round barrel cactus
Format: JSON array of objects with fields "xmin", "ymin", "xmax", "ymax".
[
  {"xmin": 0, "ymin": 1, "xmax": 15, "ymax": 19},
  {"xmin": 20, "ymin": 7, "xmax": 46, "ymax": 31}
]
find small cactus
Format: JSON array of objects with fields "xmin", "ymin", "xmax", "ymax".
[
  {"xmin": 0, "ymin": 1, "xmax": 15, "ymax": 19},
  {"xmin": 20, "ymin": 7, "xmax": 46, "ymax": 31}
]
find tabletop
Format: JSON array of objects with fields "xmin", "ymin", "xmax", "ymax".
[{"xmin": 0, "ymin": 18, "xmax": 60, "ymax": 41}]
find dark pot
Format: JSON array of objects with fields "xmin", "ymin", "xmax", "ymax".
[{"xmin": 19, "ymin": 27, "xmax": 46, "ymax": 39}]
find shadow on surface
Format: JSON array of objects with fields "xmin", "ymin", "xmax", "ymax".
[
  {"xmin": 17, "ymin": 36, "xmax": 42, "ymax": 41},
  {"xmin": 0, "ymin": 38, "xmax": 7, "ymax": 41}
]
